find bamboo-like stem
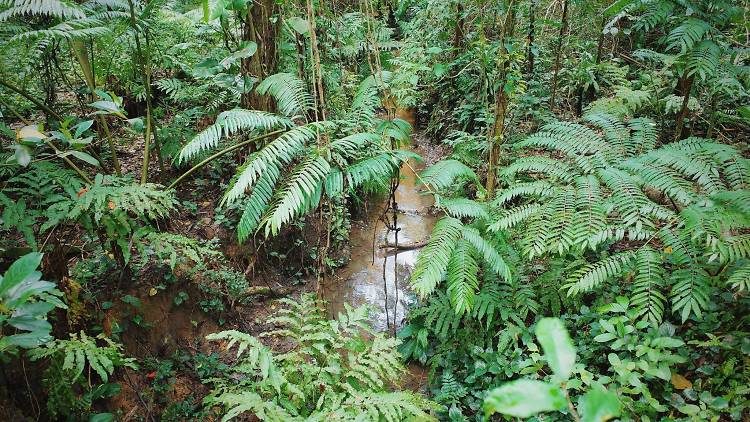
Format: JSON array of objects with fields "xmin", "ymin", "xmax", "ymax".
[
  {"xmin": 0, "ymin": 78, "xmax": 63, "ymax": 121},
  {"xmin": 167, "ymin": 130, "xmax": 284, "ymax": 190},
  {"xmin": 70, "ymin": 40, "xmax": 122, "ymax": 175},
  {"xmin": 126, "ymin": 0, "xmax": 156, "ymax": 184}
]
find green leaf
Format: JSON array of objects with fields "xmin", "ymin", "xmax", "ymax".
[
  {"xmin": 0, "ymin": 252, "xmax": 43, "ymax": 296},
  {"xmin": 578, "ymin": 385, "xmax": 621, "ymax": 422},
  {"xmin": 484, "ymin": 380, "xmax": 567, "ymax": 418},
  {"xmin": 89, "ymin": 413, "xmax": 115, "ymax": 422},
  {"xmin": 535, "ymin": 318, "xmax": 576, "ymax": 380},
  {"xmin": 0, "ymin": 331, "xmax": 52, "ymax": 350},
  {"xmin": 74, "ymin": 120, "xmax": 94, "ymax": 138},
  {"xmin": 67, "ymin": 151, "xmax": 100, "ymax": 166},
  {"xmin": 288, "ymin": 17, "xmax": 309, "ymax": 35}
]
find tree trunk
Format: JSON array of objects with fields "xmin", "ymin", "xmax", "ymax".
[
  {"xmin": 526, "ymin": 0, "xmax": 535, "ymax": 76},
  {"xmin": 241, "ymin": 0, "xmax": 279, "ymax": 111},
  {"xmin": 549, "ymin": 0, "xmax": 569, "ymax": 108},
  {"xmin": 453, "ymin": 1, "xmax": 464, "ymax": 57},
  {"xmin": 485, "ymin": 1, "xmax": 517, "ymax": 199},
  {"xmin": 674, "ymin": 72, "xmax": 695, "ymax": 141}
]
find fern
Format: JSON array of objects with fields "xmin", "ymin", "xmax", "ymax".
[
  {"xmin": 178, "ymin": 109, "xmax": 292, "ymax": 163},
  {"xmin": 28, "ymin": 331, "xmax": 136, "ymax": 383},
  {"xmin": 0, "ymin": 0, "xmax": 86, "ymax": 20},
  {"xmin": 419, "ymin": 159, "xmax": 478, "ymax": 191},
  {"xmin": 205, "ymin": 295, "xmax": 438, "ymax": 421},
  {"xmin": 630, "ymin": 247, "xmax": 667, "ymax": 326},
  {"xmin": 411, "ymin": 217, "xmax": 464, "ymax": 298},
  {"xmin": 255, "ymin": 72, "xmax": 313, "ymax": 118}
]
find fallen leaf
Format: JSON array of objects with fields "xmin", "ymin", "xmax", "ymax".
[
  {"xmin": 148, "ymin": 288, "xmax": 158, "ymax": 296},
  {"xmin": 671, "ymin": 373, "xmax": 692, "ymax": 390}
]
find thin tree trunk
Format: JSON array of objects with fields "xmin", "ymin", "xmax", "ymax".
[
  {"xmin": 549, "ymin": 0, "xmax": 569, "ymax": 108},
  {"xmin": 486, "ymin": 1, "xmax": 517, "ymax": 198},
  {"xmin": 526, "ymin": 0, "xmax": 535, "ymax": 76},
  {"xmin": 453, "ymin": 2, "xmax": 464, "ymax": 57},
  {"xmin": 674, "ymin": 72, "xmax": 695, "ymax": 141},
  {"xmin": 241, "ymin": 0, "xmax": 279, "ymax": 111}
]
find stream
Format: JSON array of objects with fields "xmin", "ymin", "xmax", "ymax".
[{"xmin": 323, "ymin": 111, "xmax": 437, "ymax": 332}]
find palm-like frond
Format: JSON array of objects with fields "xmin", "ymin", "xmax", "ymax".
[
  {"xmin": 255, "ymin": 72, "xmax": 313, "ymax": 118},
  {"xmin": 419, "ymin": 159, "xmax": 478, "ymax": 191},
  {"xmin": 178, "ymin": 109, "xmax": 292, "ymax": 163}
]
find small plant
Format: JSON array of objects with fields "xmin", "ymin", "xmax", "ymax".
[
  {"xmin": 0, "ymin": 253, "xmax": 66, "ymax": 356},
  {"xmin": 204, "ymin": 294, "xmax": 440, "ymax": 420},
  {"xmin": 484, "ymin": 318, "xmax": 621, "ymax": 421},
  {"xmin": 28, "ymin": 331, "xmax": 136, "ymax": 420}
]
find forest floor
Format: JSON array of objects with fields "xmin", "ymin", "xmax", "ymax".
[{"xmin": 104, "ymin": 108, "xmax": 447, "ymax": 418}]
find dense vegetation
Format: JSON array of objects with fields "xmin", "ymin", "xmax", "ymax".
[{"xmin": 1, "ymin": 0, "xmax": 748, "ymax": 420}]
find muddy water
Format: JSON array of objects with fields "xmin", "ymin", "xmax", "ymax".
[{"xmin": 324, "ymin": 115, "xmax": 436, "ymax": 332}]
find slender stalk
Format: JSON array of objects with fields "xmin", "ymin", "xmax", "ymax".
[
  {"xmin": 0, "ymin": 78, "xmax": 63, "ymax": 121},
  {"xmin": 486, "ymin": 0, "xmax": 517, "ymax": 198},
  {"xmin": 126, "ymin": 0, "xmax": 156, "ymax": 183},
  {"xmin": 674, "ymin": 72, "xmax": 695, "ymax": 141},
  {"xmin": 549, "ymin": 0, "xmax": 569, "ymax": 108},
  {"xmin": 167, "ymin": 130, "xmax": 284, "ymax": 190},
  {"xmin": 70, "ymin": 40, "xmax": 122, "ymax": 175}
]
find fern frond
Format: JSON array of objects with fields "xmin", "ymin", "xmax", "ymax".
[
  {"xmin": 461, "ymin": 226, "xmax": 512, "ymax": 282},
  {"xmin": 631, "ymin": 247, "xmax": 666, "ymax": 326},
  {"xmin": 499, "ymin": 157, "xmax": 575, "ymax": 182},
  {"xmin": 440, "ymin": 197, "xmax": 489, "ymax": 220},
  {"xmin": 259, "ymin": 155, "xmax": 330, "ymax": 237},
  {"xmin": 727, "ymin": 261, "xmax": 750, "ymax": 292},
  {"xmin": 564, "ymin": 251, "xmax": 636, "ymax": 296},
  {"xmin": 670, "ymin": 267, "xmax": 711, "ymax": 322},
  {"xmin": 666, "ymin": 17, "xmax": 710, "ymax": 54},
  {"xmin": 410, "ymin": 217, "xmax": 463, "ymax": 297},
  {"xmin": 0, "ymin": 0, "xmax": 86, "ymax": 20},
  {"xmin": 493, "ymin": 181, "xmax": 556, "ymax": 206},
  {"xmin": 178, "ymin": 109, "xmax": 291, "ymax": 163},
  {"xmin": 687, "ymin": 40, "xmax": 721, "ymax": 80},
  {"xmin": 256, "ymin": 72, "xmax": 313, "ymax": 117},
  {"xmin": 222, "ymin": 121, "xmax": 336, "ymax": 205},
  {"xmin": 237, "ymin": 163, "xmax": 280, "ymax": 242},
  {"xmin": 419, "ymin": 159, "xmax": 478, "ymax": 191}
]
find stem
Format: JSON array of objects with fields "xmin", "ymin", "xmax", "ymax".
[
  {"xmin": 674, "ymin": 72, "xmax": 695, "ymax": 141},
  {"xmin": 0, "ymin": 78, "xmax": 63, "ymax": 121},
  {"xmin": 126, "ymin": 0, "xmax": 155, "ymax": 184},
  {"xmin": 70, "ymin": 40, "xmax": 122, "ymax": 175},
  {"xmin": 167, "ymin": 130, "xmax": 284, "ymax": 189},
  {"xmin": 550, "ymin": 0, "xmax": 569, "ymax": 108}
]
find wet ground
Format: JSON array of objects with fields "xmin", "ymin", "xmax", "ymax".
[{"xmin": 323, "ymin": 110, "xmax": 437, "ymax": 333}]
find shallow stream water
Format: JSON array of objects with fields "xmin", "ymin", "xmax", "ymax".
[{"xmin": 323, "ymin": 112, "xmax": 436, "ymax": 332}]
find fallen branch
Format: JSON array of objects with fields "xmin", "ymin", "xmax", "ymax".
[{"xmin": 379, "ymin": 240, "xmax": 428, "ymax": 250}]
